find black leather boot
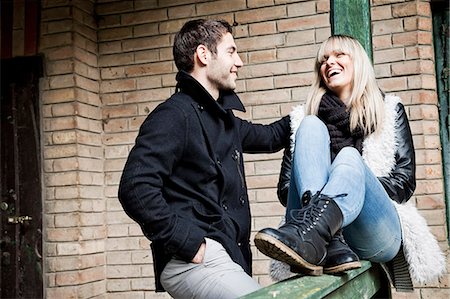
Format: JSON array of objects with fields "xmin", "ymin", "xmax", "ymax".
[
  {"xmin": 323, "ymin": 229, "xmax": 361, "ymax": 274},
  {"xmin": 254, "ymin": 194, "xmax": 344, "ymax": 275},
  {"xmin": 297, "ymin": 192, "xmax": 361, "ymax": 274}
]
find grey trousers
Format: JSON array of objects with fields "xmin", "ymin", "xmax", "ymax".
[{"xmin": 160, "ymin": 238, "xmax": 261, "ymax": 299}]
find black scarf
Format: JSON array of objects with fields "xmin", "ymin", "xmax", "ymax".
[{"xmin": 318, "ymin": 92, "xmax": 364, "ymax": 160}]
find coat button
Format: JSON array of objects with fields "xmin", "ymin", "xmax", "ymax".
[
  {"xmin": 240, "ymin": 196, "xmax": 245, "ymax": 205},
  {"xmin": 237, "ymin": 242, "xmax": 242, "ymax": 247},
  {"xmin": 222, "ymin": 203, "xmax": 228, "ymax": 211},
  {"xmin": 198, "ymin": 104, "xmax": 204, "ymax": 111},
  {"xmin": 217, "ymin": 159, "xmax": 222, "ymax": 166}
]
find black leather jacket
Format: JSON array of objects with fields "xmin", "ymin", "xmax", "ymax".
[{"xmin": 277, "ymin": 102, "xmax": 416, "ymax": 206}]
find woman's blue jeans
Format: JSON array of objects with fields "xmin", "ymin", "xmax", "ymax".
[{"xmin": 286, "ymin": 115, "xmax": 402, "ymax": 262}]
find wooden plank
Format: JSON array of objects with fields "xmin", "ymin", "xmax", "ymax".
[
  {"xmin": 242, "ymin": 261, "xmax": 381, "ymax": 299},
  {"xmin": 330, "ymin": 0, "xmax": 373, "ymax": 61}
]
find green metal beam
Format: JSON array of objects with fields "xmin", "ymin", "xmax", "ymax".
[
  {"xmin": 431, "ymin": 1, "xmax": 450, "ymax": 243},
  {"xmin": 331, "ymin": 0, "xmax": 373, "ymax": 61},
  {"xmin": 241, "ymin": 261, "xmax": 390, "ymax": 299}
]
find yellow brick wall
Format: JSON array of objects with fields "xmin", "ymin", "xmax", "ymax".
[{"xmin": 34, "ymin": 0, "xmax": 450, "ymax": 298}]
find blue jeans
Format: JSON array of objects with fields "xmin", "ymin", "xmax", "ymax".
[{"xmin": 286, "ymin": 115, "xmax": 401, "ymax": 262}]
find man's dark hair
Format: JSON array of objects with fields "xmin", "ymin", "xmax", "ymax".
[{"xmin": 173, "ymin": 19, "xmax": 233, "ymax": 72}]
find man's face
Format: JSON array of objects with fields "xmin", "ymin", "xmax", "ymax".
[{"xmin": 206, "ymin": 32, "xmax": 243, "ymax": 92}]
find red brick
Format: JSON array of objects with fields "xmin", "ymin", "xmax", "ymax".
[
  {"xmin": 250, "ymin": 201, "xmax": 285, "ymax": 217},
  {"xmin": 121, "ymin": 9, "xmax": 167, "ymax": 25},
  {"xmin": 249, "ymin": 21, "xmax": 277, "ymax": 36},
  {"xmin": 274, "ymin": 72, "xmax": 313, "ymax": 88},
  {"xmin": 286, "ymin": 29, "xmax": 315, "ymax": 46},
  {"xmin": 392, "ymin": 2, "xmax": 417, "ymax": 17},
  {"xmin": 125, "ymin": 61, "xmax": 173, "ymax": 77},
  {"xmin": 41, "ymin": 7, "xmax": 71, "ymax": 21},
  {"xmin": 46, "ymin": 286, "xmax": 77, "ymax": 299},
  {"xmin": 418, "ymin": 31, "xmax": 433, "ymax": 44},
  {"xmin": 237, "ymin": 34, "xmax": 285, "ymax": 52},
  {"xmin": 417, "ymin": 1, "xmax": 431, "ymax": 17},
  {"xmin": 371, "ymin": 5, "xmax": 392, "ymax": 20},
  {"xmin": 316, "ymin": 0, "xmax": 330, "ymax": 13},
  {"xmin": 47, "ymin": 60, "xmax": 75, "ymax": 76},
  {"xmin": 373, "ymin": 35, "xmax": 392, "ymax": 49},
  {"xmin": 98, "ymin": 41, "xmax": 122, "ymax": 55},
  {"xmin": 247, "ymin": 77, "xmax": 274, "ymax": 92},
  {"xmin": 377, "ymin": 77, "xmax": 407, "ymax": 91},
  {"xmin": 248, "ymin": 49, "xmax": 277, "ymax": 64},
  {"xmin": 372, "ymin": 19, "xmax": 404, "ymax": 35},
  {"xmin": 393, "ymin": 31, "xmax": 418, "ymax": 46},
  {"xmin": 287, "ymin": 2, "xmax": 316, "ymax": 17},
  {"xmin": 240, "ymin": 89, "xmax": 291, "ymax": 106},
  {"xmin": 122, "ymin": 35, "xmax": 171, "ymax": 52},
  {"xmin": 407, "ymin": 74, "xmax": 436, "ymax": 90},
  {"xmin": 168, "ymin": 4, "xmax": 195, "ymax": 19},
  {"xmin": 99, "ymin": 53, "xmax": 133, "ymax": 67},
  {"xmin": 374, "ymin": 48, "xmax": 405, "ymax": 63},
  {"xmin": 403, "ymin": 16, "xmax": 418, "ymax": 31},
  {"xmin": 100, "ymin": 79, "xmax": 136, "ymax": 93},
  {"xmin": 278, "ymin": 14, "xmax": 329, "ymax": 32}
]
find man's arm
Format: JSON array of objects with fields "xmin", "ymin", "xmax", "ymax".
[
  {"xmin": 239, "ymin": 115, "xmax": 291, "ymax": 153},
  {"xmin": 118, "ymin": 103, "xmax": 205, "ymax": 262}
]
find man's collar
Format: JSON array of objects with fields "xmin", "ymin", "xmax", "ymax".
[{"xmin": 175, "ymin": 71, "xmax": 246, "ymax": 115}]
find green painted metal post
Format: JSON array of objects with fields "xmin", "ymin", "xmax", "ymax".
[
  {"xmin": 331, "ymin": 0, "xmax": 373, "ymax": 61},
  {"xmin": 432, "ymin": 1, "xmax": 450, "ymax": 243}
]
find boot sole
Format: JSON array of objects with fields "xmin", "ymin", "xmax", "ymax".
[
  {"xmin": 254, "ymin": 232, "xmax": 323, "ymax": 276},
  {"xmin": 323, "ymin": 261, "xmax": 362, "ymax": 274}
]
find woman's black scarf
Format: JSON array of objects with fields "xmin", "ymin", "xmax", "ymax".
[{"xmin": 318, "ymin": 92, "xmax": 364, "ymax": 160}]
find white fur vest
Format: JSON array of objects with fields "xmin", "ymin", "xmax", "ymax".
[{"xmin": 270, "ymin": 95, "xmax": 445, "ymax": 286}]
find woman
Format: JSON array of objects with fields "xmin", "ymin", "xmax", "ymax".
[{"xmin": 255, "ymin": 35, "xmax": 445, "ymax": 290}]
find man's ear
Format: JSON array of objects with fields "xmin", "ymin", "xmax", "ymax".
[{"xmin": 195, "ymin": 44, "xmax": 209, "ymax": 66}]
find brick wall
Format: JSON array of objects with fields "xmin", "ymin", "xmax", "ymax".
[
  {"xmin": 33, "ymin": 0, "xmax": 450, "ymax": 298},
  {"xmin": 40, "ymin": 0, "xmax": 106, "ymax": 298}
]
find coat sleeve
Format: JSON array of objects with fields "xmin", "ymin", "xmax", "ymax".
[
  {"xmin": 277, "ymin": 147, "xmax": 291, "ymax": 207},
  {"xmin": 378, "ymin": 103, "xmax": 416, "ymax": 203},
  {"xmin": 238, "ymin": 115, "xmax": 291, "ymax": 153},
  {"xmin": 118, "ymin": 103, "xmax": 205, "ymax": 262}
]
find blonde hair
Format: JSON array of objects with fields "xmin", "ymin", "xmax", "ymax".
[{"xmin": 305, "ymin": 35, "xmax": 384, "ymax": 135}]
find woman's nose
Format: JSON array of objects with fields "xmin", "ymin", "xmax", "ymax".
[{"xmin": 326, "ymin": 55, "xmax": 336, "ymax": 65}]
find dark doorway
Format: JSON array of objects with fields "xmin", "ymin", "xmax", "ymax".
[{"xmin": 1, "ymin": 56, "xmax": 43, "ymax": 298}]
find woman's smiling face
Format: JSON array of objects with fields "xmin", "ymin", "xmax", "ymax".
[{"xmin": 319, "ymin": 46, "xmax": 354, "ymax": 102}]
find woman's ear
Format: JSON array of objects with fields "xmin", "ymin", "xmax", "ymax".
[{"xmin": 195, "ymin": 44, "xmax": 209, "ymax": 65}]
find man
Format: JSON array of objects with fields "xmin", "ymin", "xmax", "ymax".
[{"xmin": 118, "ymin": 19, "xmax": 290, "ymax": 299}]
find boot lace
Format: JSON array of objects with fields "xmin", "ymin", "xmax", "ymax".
[{"xmin": 288, "ymin": 193, "xmax": 347, "ymax": 235}]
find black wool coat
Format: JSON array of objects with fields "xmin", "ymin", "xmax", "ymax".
[{"xmin": 118, "ymin": 71, "xmax": 290, "ymax": 291}]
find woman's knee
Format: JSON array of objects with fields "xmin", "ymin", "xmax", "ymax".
[
  {"xmin": 344, "ymin": 214, "xmax": 402, "ymax": 263},
  {"xmin": 354, "ymin": 237, "xmax": 401, "ymax": 263},
  {"xmin": 296, "ymin": 115, "xmax": 328, "ymax": 142},
  {"xmin": 338, "ymin": 147, "xmax": 361, "ymax": 159},
  {"xmin": 299, "ymin": 115, "xmax": 326, "ymax": 131},
  {"xmin": 331, "ymin": 147, "xmax": 364, "ymax": 175}
]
